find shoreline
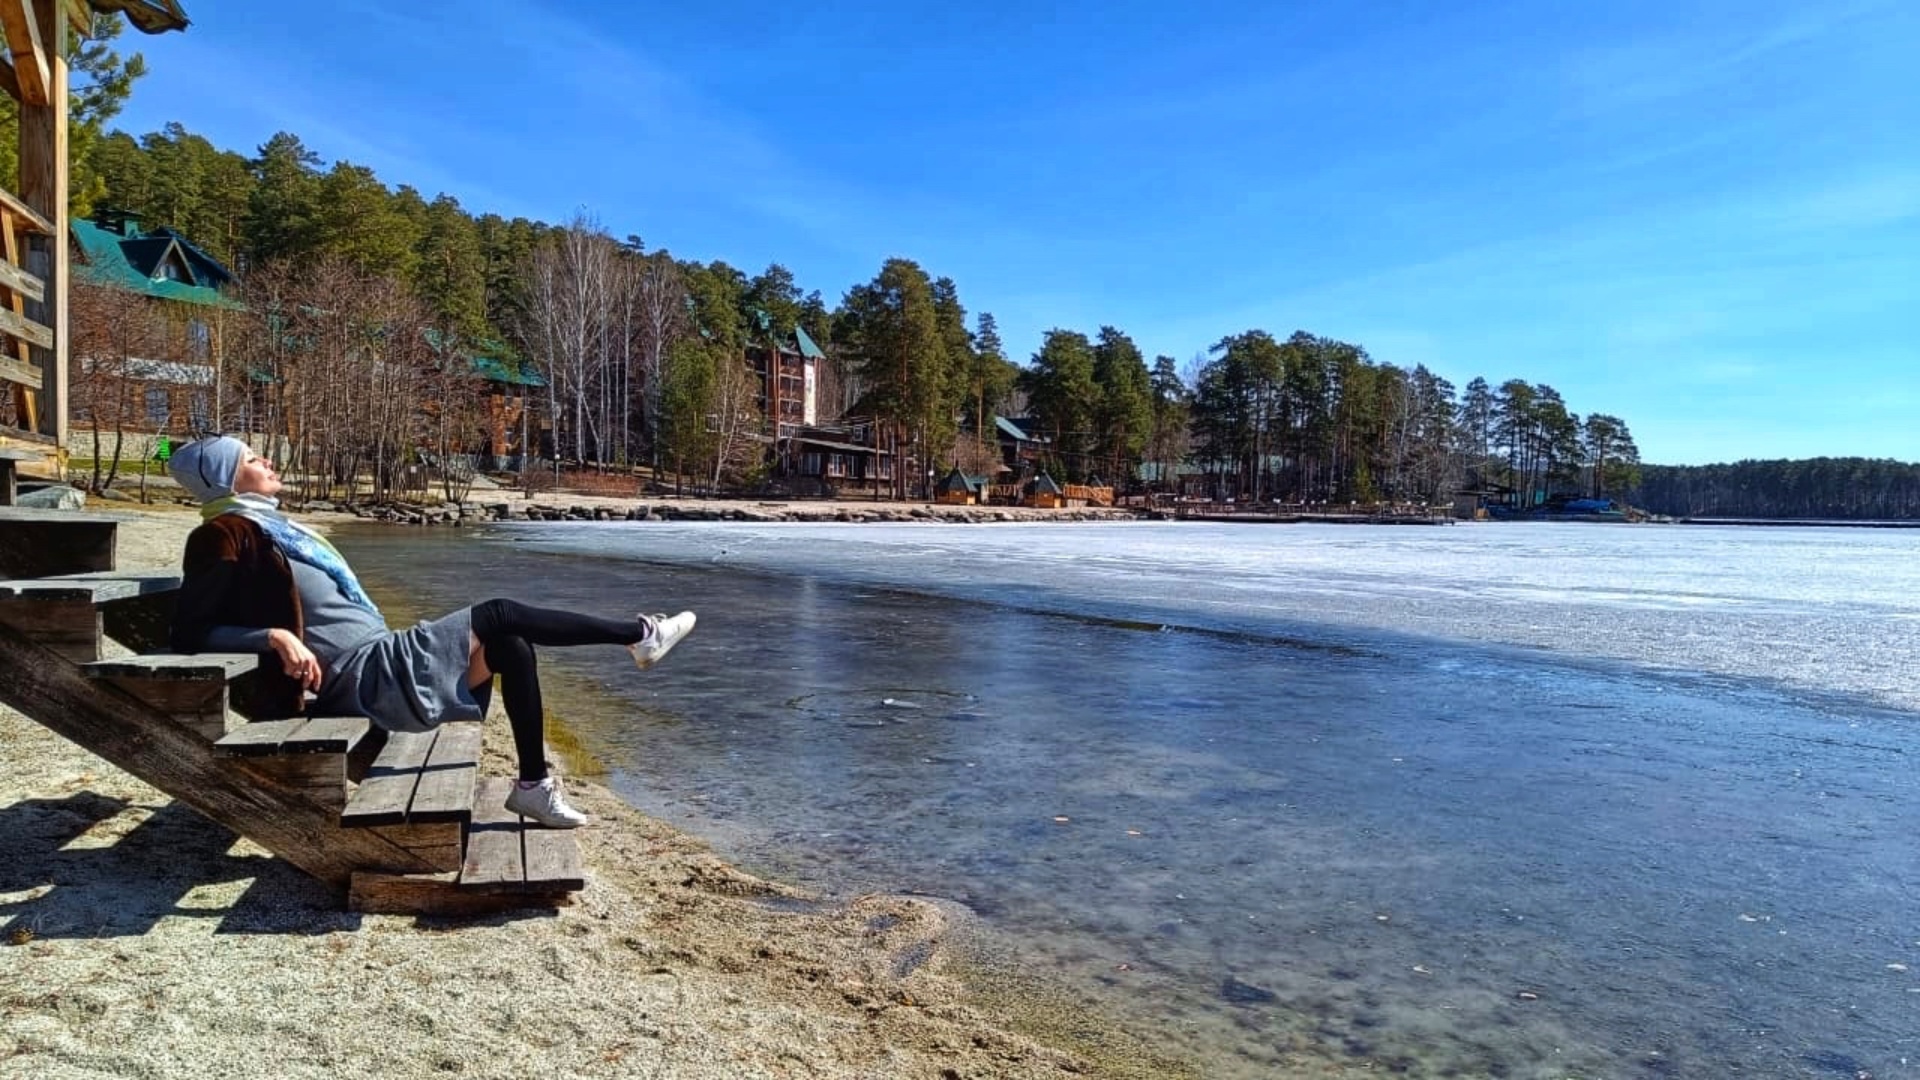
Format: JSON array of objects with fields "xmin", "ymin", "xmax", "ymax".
[
  {"xmin": 0, "ymin": 503, "xmax": 1196, "ymax": 1079},
  {"xmin": 89, "ymin": 475, "xmax": 1143, "ymax": 526}
]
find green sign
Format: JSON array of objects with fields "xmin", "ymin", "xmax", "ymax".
[{"xmin": 152, "ymin": 436, "xmax": 172, "ymax": 462}]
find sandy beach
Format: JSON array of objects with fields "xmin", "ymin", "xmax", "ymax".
[{"xmin": 0, "ymin": 501, "xmax": 1191, "ymax": 1080}]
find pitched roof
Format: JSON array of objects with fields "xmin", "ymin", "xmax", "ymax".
[
  {"xmin": 995, "ymin": 415, "xmax": 1046, "ymax": 443},
  {"xmin": 937, "ymin": 467, "xmax": 989, "ymax": 493},
  {"xmin": 71, "ymin": 218, "xmax": 237, "ymax": 308},
  {"xmin": 423, "ymin": 327, "xmax": 546, "ymax": 387},
  {"xmin": 794, "ymin": 324, "xmax": 825, "ymax": 359}
]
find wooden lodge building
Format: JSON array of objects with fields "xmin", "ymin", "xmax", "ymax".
[
  {"xmin": 775, "ymin": 418, "xmax": 894, "ymax": 497},
  {"xmin": 67, "ymin": 210, "xmax": 238, "ymax": 452},
  {"xmin": 748, "ymin": 319, "xmax": 825, "ymax": 440}
]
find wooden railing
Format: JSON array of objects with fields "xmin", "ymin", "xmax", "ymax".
[
  {"xmin": 1064, "ymin": 484, "xmax": 1114, "ymax": 506},
  {"xmin": 0, "ymin": 183, "xmax": 52, "ymax": 441}
]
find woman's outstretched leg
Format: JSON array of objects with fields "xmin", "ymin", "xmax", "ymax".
[
  {"xmin": 470, "ymin": 598, "xmax": 696, "ymax": 666},
  {"xmin": 466, "ymin": 598, "xmax": 695, "ymax": 828}
]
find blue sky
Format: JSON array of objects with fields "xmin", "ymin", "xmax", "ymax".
[{"xmin": 111, "ymin": 0, "xmax": 1917, "ymax": 465}]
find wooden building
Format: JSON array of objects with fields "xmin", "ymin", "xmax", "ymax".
[
  {"xmin": 0, "ymin": 0, "xmax": 192, "ymax": 495},
  {"xmin": 934, "ymin": 466, "xmax": 989, "ymax": 506},
  {"xmin": 777, "ymin": 419, "xmax": 892, "ymax": 497},
  {"xmin": 1023, "ymin": 472, "xmax": 1066, "ymax": 509},
  {"xmin": 747, "ymin": 320, "xmax": 824, "ymax": 440},
  {"xmin": 994, "ymin": 415, "xmax": 1048, "ymax": 478},
  {"xmin": 67, "ymin": 212, "xmax": 237, "ymax": 454}
]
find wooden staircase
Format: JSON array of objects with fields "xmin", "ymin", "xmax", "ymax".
[{"xmin": 0, "ymin": 509, "xmax": 585, "ymax": 914}]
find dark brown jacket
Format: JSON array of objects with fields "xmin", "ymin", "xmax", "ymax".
[{"xmin": 171, "ymin": 514, "xmax": 307, "ymax": 719}]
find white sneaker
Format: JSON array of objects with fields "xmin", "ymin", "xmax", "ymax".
[
  {"xmin": 630, "ymin": 610, "xmax": 696, "ymax": 669},
  {"xmin": 504, "ymin": 777, "xmax": 590, "ymax": 829}
]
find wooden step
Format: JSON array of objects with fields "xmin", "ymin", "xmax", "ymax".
[
  {"xmin": 216, "ymin": 716, "xmax": 374, "ymax": 812},
  {"xmin": 347, "ymin": 777, "xmax": 586, "ymax": 915},
  {"xmin": 0, "ymin": 450, "xmax": 43, "ymax": 508},
  {"xmin": 82, "ymin": 652, "xmax": 259, "ymax": 741},
  {"xmin": 461, "ymin": 776, "xmax": 587, "ymax": 890},
  {"xmin": 0, "ymin": 507, "xmax": 127, "ymax": 578},
  {"xmin": 0, "ymin": 572, "xmax": 180, "ymax": 661},
  {"xmin": 0, "ymin": 624, "xmax": 461, "ymax": 889},
  {"xmin": 338, "ymin": 721, "xmax": 484, "ymax": 873}
]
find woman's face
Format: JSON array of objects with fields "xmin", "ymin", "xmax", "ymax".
[{"xmin": 230, "ymin": 449, "xmax": 282, "ymax": 497}]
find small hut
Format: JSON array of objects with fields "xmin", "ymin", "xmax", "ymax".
[
  {"xmin": 1022, "ymin": 471, "xmax": 1065, "ymax": 509},
  {"xmin": 934, "ymin": 466, "xmax": 988, "ymax": 506}
]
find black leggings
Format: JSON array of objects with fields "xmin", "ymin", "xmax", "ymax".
[{"xmin": 468, "ymin": 598, "xmax": 644, "ymax": 781}]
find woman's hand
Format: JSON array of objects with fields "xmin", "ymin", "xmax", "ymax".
[{"xmin": 267, "ymin": 628, "xmax": 323, "ymax": 692}]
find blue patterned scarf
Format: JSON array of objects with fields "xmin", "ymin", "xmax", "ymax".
[{"xmin": 202, "ymin": 493, "xmax": 383, "ymax": 616}]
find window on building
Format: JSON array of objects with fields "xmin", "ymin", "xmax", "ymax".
[
  {"xmin": 189, "ymin": 390, "xmax": 212, "ymax": 432},
  {"xmin": 144, "ymin": 388, "xmax": 171, "ymax": 428},
  {"xmin": 187, "ymin": 320, "xmax": 211, "ymax": 361}
]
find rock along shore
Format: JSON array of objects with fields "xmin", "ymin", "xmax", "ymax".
[{"xmin": 305, "ymin": 492, "xmax": 1145, "ymax": 527}]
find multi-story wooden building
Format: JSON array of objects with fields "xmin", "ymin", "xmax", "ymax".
[
  {"xmin": 67, "ymin": 212, "xmax": 237, "ymax": 451},
  {"xmin": 746, "ymin": 322, "xmax": 825, "ymax": 440}
]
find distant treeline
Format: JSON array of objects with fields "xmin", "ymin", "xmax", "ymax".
[{"xmin": 1633, "ymin": 458, "xmax": 1920, "ymax": 520}]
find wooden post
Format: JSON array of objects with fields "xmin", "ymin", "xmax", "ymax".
[{"xmin": 18, "ymin": 0, "xmax": 67, "ymax": 453}]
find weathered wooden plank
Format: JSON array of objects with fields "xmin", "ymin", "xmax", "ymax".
[
  {"xmin": 349, "ymin": 870, "xmax": 573, "ymax": 916},
  {"xmin": 361, "ymin": 821, "xmax": 463, "ymax": 873},
  {"xmin": 281, "ymin": 716, "xmax": 371, "ymax": 755},
  {"xmin": 459, "ymin": 776, "xmax": 523, "ymax": 887},
  {"xmin": 0, "ymin": 599, "xmax": 98, "ymax": 660},
  {"xmin": 110, "ymin": 678, "xmax": 227, "ymax": 741},
  {"xmin": 0, "ymin": 351, "xmax": 41, "ymax": 390},
  {"xmin": 338, "ymin": 729, "xmax": 437, "ymax": 827},
  {"xmin": 0, "ymin": 257, "xmax": 44, "ymax": 303},
  {"xmin": 0, "ymin": 302, "xmax": 52, "ymax": 349},
  {"xmin": 242, "ymin": 753, "xmax": 348, "ymax": 812},
  {"xmin": 0, "ymin": 182, "xmax": 53, "ymax": 237},
  {"xmin": 85, "ymin": 652, "xmax": 257, "ymax": 681},
  {"xmin": 407, "ymin": 721, "xmax": 482, "ymax": 822},
  {"xmin": 0, "ymin": 510, "xmax": 120, "ymax": 578},
  {"xmin": 0, "ymin": 0, "xmax": 51, "ymax": 106},
  {"xmin": 0, "ymin": 570, "xmax": 179, "ymax": 602},
  {"xmin": 520, "ymin": 828, "xmax": 586, "ymax": 893},
  {"xmin": 214, "ymin": 717, "xmax": 306, "ymax": 755},
  {"xmin": 0, "ymin": 624, "xmax": 432, "ymax": 888},
  {"xmin": 99, "ymin": 590, "xmax": 176, "ymax": 656}
]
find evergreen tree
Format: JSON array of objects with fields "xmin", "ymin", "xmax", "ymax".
[
  {"xmin": 1022, "ymin": 329, "xmax": 1097, "ymax": 480},
  {"xmin": 1090, "ymin": 325, "xmax": 1152, "ymax": 485},
  {"xmin": 414, "ymin": 194, "xmax": 487, "ymax": 339},
  {"xmin": 840, "ymin": 258, "xmax": 944, "ymax": 497},
  {"xmin": 246, "ymin": 131, "xmax": 324, "ymax": 265},
  {"xmin": 314, "ymin": 161, "xmax": 421, "ymax": 278}
]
